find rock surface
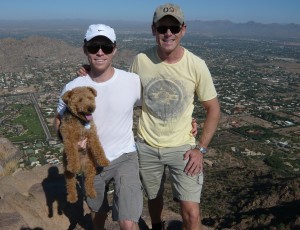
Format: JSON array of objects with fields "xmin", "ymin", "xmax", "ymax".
[
  {"xmin": 0, "ymin": 165, "xmax": 212, "ymax": 230},
  {"xmin": 0, "ymin": 137, "xmax": 211, "ymax": 230},
  {"xmin": 0, "ymin": 137, "xmax": 21, "ymax": 175}
]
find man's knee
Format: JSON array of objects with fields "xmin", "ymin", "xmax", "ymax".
[
  {"xmin": 181, "ymin": 212, "xmax": 201, "ymax": 230},
  {"xmin": 180, "ymin": 202, "xmax": 201, "ymax": 223},
  {"xmin": 119, "ymin": 220, "xmax": 139, "ymax": 230}
]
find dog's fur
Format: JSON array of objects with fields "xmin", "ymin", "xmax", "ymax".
[{"xmin": 59, "ymin": 86, "xmax": 109, "ymax": 203}]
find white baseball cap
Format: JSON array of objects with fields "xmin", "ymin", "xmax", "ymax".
[{"xmin": 84, "ymin": 24, "xmax": 116, "ymax": 43}]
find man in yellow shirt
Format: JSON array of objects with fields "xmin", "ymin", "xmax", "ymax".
[{"xmin": 129, "ymin": 3, "xmax": 220, "ymax": 230}]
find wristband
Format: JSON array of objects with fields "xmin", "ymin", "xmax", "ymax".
[{"xmin": 194, "ymin": 145, "xmax": 208, "ymax": 154}]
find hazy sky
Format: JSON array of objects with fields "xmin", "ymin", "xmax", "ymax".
[{"xmin": 1, "ymin": 0, "xmax": 299, "ymax": 24}]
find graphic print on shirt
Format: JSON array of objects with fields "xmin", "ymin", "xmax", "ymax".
[{"xmin": 144, "ymin": 77, "xmax": 188, "ymax": 121}]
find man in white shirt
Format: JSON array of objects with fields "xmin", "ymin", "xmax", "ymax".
[{"xmin": 55, "ymin": 24, "xmax": 142, "ymax": 230}]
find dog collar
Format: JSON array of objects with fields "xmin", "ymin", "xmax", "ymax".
[{"xmin": 85, "ymin": 122, "xmax": 91, "ymax": 129}]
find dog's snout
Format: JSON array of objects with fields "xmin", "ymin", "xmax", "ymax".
[{"xmin": 88, "ymin": 107, "xmax": 94, "ymax": 113}]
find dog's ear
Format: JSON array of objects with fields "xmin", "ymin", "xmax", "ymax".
[
  {"xmin": 87, "ymin": 87, "xmax": 97, "ymax": 97},
  {"xmin": 62, "ymin": 90, "xmax": 73, "ymax": 104}
]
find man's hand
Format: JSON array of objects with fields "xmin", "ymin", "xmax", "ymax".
[
  {"xmin": 183, "ymin": 148, "xmax": 203, "ymax": 176},
  {"xmin": 78, "ymin": 138, "xmax": 87, "ymax": 150},
  {"xmin": 191, "ymin": 118, "xmax": 198, "ymax": 137},
  {"xmin": 77, "ymin": 64, "xmax": 90, "ymax": 76}
]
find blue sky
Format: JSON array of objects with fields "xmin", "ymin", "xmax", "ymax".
[{"xmin": 1, "ymin": 0, "xmax": 299, "ymax": 24}]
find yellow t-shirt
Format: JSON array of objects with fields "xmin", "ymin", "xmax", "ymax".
[{"xmin": 130, "ymin": 46, "xmax": 217, "ymax": 147}]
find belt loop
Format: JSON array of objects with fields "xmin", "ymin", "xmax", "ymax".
[{"xmin": 137, "ymin": 136, "xmax": 145, "ymax": 143}]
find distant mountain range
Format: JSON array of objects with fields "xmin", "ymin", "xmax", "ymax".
[
  {"xmin": 0, "ymin": 19, "xmax": 300, "ymax": 39},
  {"xmin": 187, "ymin": 20, "xmax": 300, "ymax": 38}
]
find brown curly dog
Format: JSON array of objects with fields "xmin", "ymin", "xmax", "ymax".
[{"xmin": 59, "ymin": 86, "xmax": 109, "ymax": 203}]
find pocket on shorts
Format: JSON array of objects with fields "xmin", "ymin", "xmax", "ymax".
[
  {"xmin": 118, "ymin": 173, "xmax": 143, "ymax": 220},
  {"xmin": 119, "ymin": 153, "xmax": 142, "ymax": 191},
  {"xmin": 197, "ymin": 172, "xmax": 204, "ymax": 185}
]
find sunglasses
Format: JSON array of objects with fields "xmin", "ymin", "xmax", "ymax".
[
  {"xmin": 156, "ymin": 25, "xmax": 182, "ymax": 34},
  {"xmin": 86, "ymin": 43, "xmax": 115, "ymax": 54}
]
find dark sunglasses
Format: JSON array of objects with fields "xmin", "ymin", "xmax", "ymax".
[
  {"xmin": 156, "ymin": 25, "xmax": 182, "ymax": 34},
  {"xmin": 86, "ymin": 44, "xmax": 115, "ymax": 54}
]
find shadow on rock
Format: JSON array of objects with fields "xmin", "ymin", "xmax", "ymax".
[
  {"xmin": 20, "ymin": 228, "xmax": 44, "ymax": 230},
  {"xmin": 138, "ymin": 217, "xmax": 150, "ymax": 230},
  {"xmin": 41, "ymin": 166, "xmax": 93, "ymax": 230},
  {"xmin": 166, "ymin": 220, "xmax": 183, "ymax": 230}
]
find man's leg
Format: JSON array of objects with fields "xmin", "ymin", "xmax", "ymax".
[
  {"xmin": 86, "ymin": 169, "xmax": 111, "ymax": 230},
  {"xmin": 148, "ymin": 194, "xmax": 164, "ymax": 230},
  {"xmin": 91, "ymin": 211, "xmax": 108, "ymax": 230},
  {"xmin": 161, "ymin": 144, "xmax": 204, "ymax": 230},
  {"xmin": 180, "ymin": 201, "xmax": 202, "ymax": 230},
  {"xmin": 136, "ymin": 140, "xmax": 167, "ymax": 230},
  {"xmin": 119, "ymin": 220, "xmax": 140, "ymax": 230},
  {"xmin": 111, "ymin": 152, "xmax": 143, "ymax": 230}
]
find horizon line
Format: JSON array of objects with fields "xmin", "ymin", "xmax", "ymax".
[{"xmin": 0, "ymin": 18, "xmax": 299, "ymax": 26}]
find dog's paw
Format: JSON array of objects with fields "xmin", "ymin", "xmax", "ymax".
[
  {"xmin": 66, "ymin": 165, "xmax": 76, "ymax": 173},
  {"xmin": 86, "ymin": 188, "xmax": 97, "ymax": 198},
  {"xmin": 67, "ymin": 193, "xmax": 78, "ymax": 203},
  {"xmin": 99, "ymin": 156, "xmax": 110, "ymax": 167},
  {"xmin": 99, "ymin": 158, "xmax": 110, "ymax": 167}
]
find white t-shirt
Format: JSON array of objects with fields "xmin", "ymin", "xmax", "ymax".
[{"xmin": 57, "ymin": 68, "xmax": 141, "ymax": 161}]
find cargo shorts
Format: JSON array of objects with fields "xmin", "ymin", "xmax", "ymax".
[
  {"xmin": 136, "ymin": 139, "xmax": 204, "ymax": 203},
  {"xmin": 86, "ymin": 151, "xmax": 143, "ymax": 222}
]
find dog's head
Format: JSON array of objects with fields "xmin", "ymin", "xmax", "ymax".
[{"xmin": 62, "ymin": 86, "xmax": 97, "ymax": 122}]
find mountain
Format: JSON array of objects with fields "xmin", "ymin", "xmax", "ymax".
[
  {"xmin": 0, "ymin": 36, "xmax": 84, "ymax": 73},
  {"xmin": 0, "ymin": 36, "xmax": 135, "ymax": 73},
  {"xmin": 1, "ymin": 145, "xmax": 299, "ymax": 229},
  {"xmin": 1, "ymin": 20, "xmax": 300, "ymax": 229},
  {"xmin": 0, "ymin": 140, "xmax": 197, "ymax": 229},
  {"xmin": 0, "ymin": 164, "xmax": 208, "ymax": 230},
  {"xmin": 187, "ymin": 20, "xmax": 300, "ymax": 38},
  {"xmin": 0, "ymin": 19, "xmax": 300, "ymax": 39}
]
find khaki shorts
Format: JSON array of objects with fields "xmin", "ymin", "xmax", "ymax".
[
  {"xmin": 86, "ymin": 151, "xmax": 143, "ymax": 222},
  {"xmin": 136, "ymin": 139, "xmax": 204, "ymax": 203}
]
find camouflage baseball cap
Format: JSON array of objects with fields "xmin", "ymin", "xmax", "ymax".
[{"xmin": 153, "ymin": 3, "xmax": 185, "ymax": 24}]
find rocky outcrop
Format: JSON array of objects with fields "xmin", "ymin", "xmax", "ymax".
[
  {"xmin": 0, "ymin": 164, "xmax": 208, "ymax": 230},
  {"xmin": 0, "ymin": 165, "xmax": 74, "ymax": 229},
  {"xmin": 0, "ymin": 137, "xmax": 211, "ymax": 229},
  {"xmin": 0, "ymin": 137, "xmax": 21, "ymax": 176}
]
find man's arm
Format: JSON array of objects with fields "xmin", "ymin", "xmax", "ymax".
[
  {"xmin": 184, "ymin": 97, "xmax": 220, "ymax": 175},
  {"xmin": 191, "ymin": 118, "xmax": 198, "ymax": 137},
  {"xmin": 54, "ymin": 113, "xmax": 62, "ymax": 139},
  {"xmin": 197, "ymin": 97, "xmax": 220, "ymax": 148}
]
